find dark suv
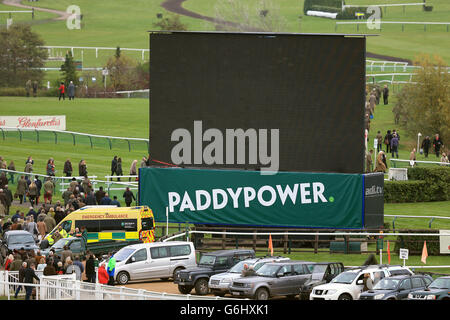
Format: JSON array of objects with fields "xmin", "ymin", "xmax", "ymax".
[
  {"xmin": 408, "ymin": 276, "xmax": 450, "ymax": 300},
  {"xmin": 299, "ymin": 262, "xmax": 345, "ymax": 300},
  {"xmin": 174, "ymin": 249, "xmax": 255, "ymax": 295}
]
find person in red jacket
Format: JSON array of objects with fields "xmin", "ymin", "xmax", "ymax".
[
  {"xmin": 97, "ymin": 263, "xmax": 109, "ymax": 285},
  {"xmin": 58, "ymin": 82, "xmax": 65, "ymax": 101}
]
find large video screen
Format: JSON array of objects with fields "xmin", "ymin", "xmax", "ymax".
[{"xmin": 149, "ymin": 32, "xmax": 366, "ymax": 173}]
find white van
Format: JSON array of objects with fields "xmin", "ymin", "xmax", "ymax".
[{"xmin": 113, "ymin": 241, "xmax": 196, "ymax": 285}]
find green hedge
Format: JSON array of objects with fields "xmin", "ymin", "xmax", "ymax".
[
  {"xmin": 394, "ymin": 230, "xmax": 440, "ymax": 255},
  {"xmin": 384, "ymin": 167, "xmax": 450, "ymax": 203},
  {"xmin": 0, "ymin": 87, "xmax": 27, "ymax": 96}
]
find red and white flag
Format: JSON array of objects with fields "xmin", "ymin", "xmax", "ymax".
[{"xmin": 421, "ymin": 241, "xmax": 428, "ymax": 264}]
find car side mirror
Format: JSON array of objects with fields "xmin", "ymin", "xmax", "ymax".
[{"xmin": 127, "ymin": 256, "xmax": 136, "ymax": 264}]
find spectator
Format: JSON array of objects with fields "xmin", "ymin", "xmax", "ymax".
[
  {"xmin": 433, "ymin": 134, "xmax": 444, "ymax": 158},
  {"xmin": 61, "ymin": 245, "xmax": 73, "ymax": 264},
  {"xmin": 95, "ymin": 186, "xmax": 106, "ymax": 205},
  {"xmin": 33, "ymin": 176, "xmax": 42, "ymax": 206},
  {"xmin": 9, "ymin": 254, "xmax": 23, "ymax": 271},
  {"xmin": 409, "ymin": 148, "xmax": 417, "ymax": 166},
  {"xmin": 32, "ymin": 80, "xmax": 38, "ymax": 97},
  {"xmin": 66, "ymin": 258, "xmax": 82, "ymax": 280},
  {"xmin": 441, "ymin": 152, "xmax": 449, "ymax": 165},
  {"xmin": 140, "ymin": 157, "xmax": 147, "ymax": 169},
  {"xmin": 26, "ymin": 79, "xmax": 31, "ymax": 97},
  {"xmin": 241, "ymin": 264, "xmax": 257, "ymax": 277},
  {"xmin": 81, "ymin": 176, "xmax": 92, "ymax": 194},
  {"xmin": 58, "ymin": 82, "xmax": 65, "ymax": 100},
  {"xmin": 69, "ymin": 177, "xmax": 78, "ymax": 192},
  {"xmin": 43, "ymin": 213, "xmax": 56, "ymax": 234},
  {"xmin": 24, "ymin": 216, "xmax": 38, "ymax": 240},
  {"xmin": 4, "ymin": 254, "xmax": 14, "ymax": 271},
  {"xmin": 129, "ymin": 159, "xmax": 138, "ymax": 181},
  {"xmin": 78, "ymin": 159, "xmax": 87, "ymax": 177},
  {"xmin": 43, "ymin": 177, "xmax": 54, "ymax": 204},
  {"xmin": 390, "ymin": 133, "xmax": 399, "ymax": 158},
  {"xmin": 116, "ymin": 157, "xmax": 123, "ymax": 181},
  {"xmin": 62, "ymin": 187, "xmax": 73, "ymax": 207},
  {"xmin": 28, "ymin": 181, "xmax": 38, "ymax": 207},
  {"xmin": 0, "ymin": 189, "xmax": 6, "ymax": 218},
  {"xmin": 43, "ymin": 258, "xmax": 57, "ymax": 276},
  {"xmin": 100, "ymin": 193, "xmax": 112, "ymax": 206},
  {"xmin": 362, "ymin": 273, "xmax": 373, "ymax": 292},
  {"xmin": 36, "ymin": 216, "xmax": 47, "ymax": 238},
  {"xmin": 111, "ymin": 156, "xmax": 118, "ymax": 178},
  {"xmin": 14, "ymin": 261, "xmax": 27, "ymax": 299},
  {"xmin": 366, "ymin": 149, "xmax": 374, "ymax": 173},
  {"xmin": 421, "ymin": 136, "xmax": 431, "ymax": 158},
  {"xmin": 374, "ymin": 151, "xmax": 387, "ymax": 173},
  {"xmin": 3, "ymin": 185, "xmax": 12, "ymax": 215},
  {"xmin": 16, "ymin": 176, "xmax": 28, "ymax": 204},
  {"xmin": 123, "ymin": 187, "xmax": 136, "ymax": 207},
  {"xmin": 85, "ymin": 253, "xmax": 96, "ymax": 283},
  {"xmin": 24, "ymin": 263, "xmax": 40, "ymax": 300},
  {"xmin": 107, "ymin": 254, "xmax": 116, "ymax": 286},
  {"xmin": 26, "ymin": 206, "xmax": 37, "ymax": 222},
  {"xmin": 54, "ymin": 207, "xmax": 65, "ymax": 225},
  {"xmin": 7, "ymin": 160, "xmax": 15, "ymax": 184},
  {"xmin": 36, "ymin": 257, "xmax": 46, "ymax": 271},
  {"xmin": 63, "ymin": 159, "xmax": 73, "ymax": 177},
  {"xmin": 73, "ymin": 255, "xmax": 84, "ymax": 276},
  {"xmin": 97, "ymin": 262, "xmax": 109, "ymax": 285},
  {"xmin": 68, "ymin": 81, "xmax": 75, "ymax": 100},
  {"xmin": 384, "ymin": 130, "xmax": 392, "ymax": 153},
  {"xmin": 46, "ymin": 158, "xmax": 55, "ymax": 176},
  {"xmin": 110, "ymin": 195, "xmax": 121, "ymax": 207},
  {"xmin": 382, "ymin": 85, "xmax": 389, "ymax": 105},
  {"xmin": 56, "ymin": 261, "xmax": 64, "ymax": 275},
  {"xmin": 85, "ymin": 191, "xmax": 96, "ymax": 205}
]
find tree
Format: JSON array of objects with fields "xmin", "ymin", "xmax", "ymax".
[
  {"xmin": 105, "ymin": 54, "xmax": 138, "ymax": 91},
  {"xmin": 153, "ymin": 14, "xmax": 188, "ymax": 31},
  {"xmin": 60, "ymin": 50, "xmax": 78, "ymax": 85},
  {"xmin": 0, "ymin": 24, "xmax": 47, "ymax": 88},
  {"xmin": 394, "ymin": 54, "xmax": 450, "ymax": 147},
  {"xmin": 214, "ymin": 0, "xmax": 287, "ymax": 32}
]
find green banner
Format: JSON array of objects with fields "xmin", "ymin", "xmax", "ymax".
[{"xmin": 139, "ymin": 167, "xmax": 364, "ymax": 229}]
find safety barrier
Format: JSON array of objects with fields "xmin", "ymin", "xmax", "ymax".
[
  {"xmin": 336, "ymin": 20, "xmax": 450, "ymax": 32},
  {"xmin": 390, "ymin": 158, "xmax": 450, "ymax": 168},
  {"xmin": 0, "ymin": 271, "xmax": 237, "ymax": 300},
  {"xmin": 0, "ymin": 127, "xmax": 149, "ymax": 152}
]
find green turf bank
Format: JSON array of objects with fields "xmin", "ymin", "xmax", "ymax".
[{"xmin": 138, "ymin": 167, "xmax": 384, "ymax": 229}]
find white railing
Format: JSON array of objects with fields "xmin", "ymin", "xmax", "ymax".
[
  {"xmin": 41, "ymin": 46, "xmax": 150, "ymax": 60},
  {"xmin": 336, "ymin": 20, "xmax": 450, "ymax": 32},
  {"xmin": 390, "ymin": 158, "xmax": 450, "ymax": 167},
  {"xmin": 343, "ymin": 3, "xmax": 426, "ymax": 8},
  {"xmin": 0, "ymin": 271, "xmax": 237, "ymax": 300}
]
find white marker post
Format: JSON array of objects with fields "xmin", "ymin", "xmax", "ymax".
[
  {"xmin": 166, "ymin": 206, "xmax": 169, "ymax": 236},
  {"xmin": 399, "ymin": 248, "xmax": 409, "ymax": 267}
]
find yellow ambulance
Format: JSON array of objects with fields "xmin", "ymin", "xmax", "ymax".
[{"xmin": 45, "ymin": 206, "xmax": 156, "ymax": 244}]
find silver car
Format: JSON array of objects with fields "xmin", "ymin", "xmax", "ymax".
[
  {"xmin": 229, "ymin": 261, "xmax": 313, "ymax": 300},
  {"xmin": 209, "ymin": 256, "xmax": 290, "ymax": 296},
  {"xmin": 113, "ymin": 241, "xmax": 196, "ymax": 285}
]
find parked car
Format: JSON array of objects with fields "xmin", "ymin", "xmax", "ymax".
[
  {"xmin": 209, "ymin": 256, "xmax": 290, "ymax": 296},
  {"xmin": 174, "ymin": 249, "xmax": 255, "ymax": 295},
  {"xmin": 112, "ymin": 241, "xmax": 196, "ymax": 285},
  {"xmin": 299, "ymin": 262, "xmax": 345, "ymax": 300},
  {"xmin": 310, "ymin": 264, "xmax": 414, "ymax": 300},
  {"xmin": 228, "ymin": 261, "xmax": 313, "ymax": 300},
  {"xmin": 408, "ymin": 276, "xmax": 450, "ymax": 300},
  {"xmin": 0, "ymin": 230, "xmax": 39, "ymax": 259},
  {"xmin": 359, "ymin": 274, "xmax": 433, "ymax": 300},
  {"xmin": 41, "ymin": 236, "xmax": 138, "ymax": 260}
]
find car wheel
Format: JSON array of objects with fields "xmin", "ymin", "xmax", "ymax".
[
  {"xmin": 178, "ymin": 285, "xmax": 193, "ymax": 294},
  {"xmin": 338, "ymin": 293, "xmax": 353, "ymax": 300},
  {"xmin": 173, "ymin": 267, "xmax": 184, "ymax": 280},
  {"xmin": 255, "ymin": 288, "xmax": 269, "ymax": 300},
  {"xmin": 116, "ymin": 271, "xmax": 130, "ymax": 285},
  {"xmin": 194, "ymin": 278, "xmax": 209, "ymax": 295}
]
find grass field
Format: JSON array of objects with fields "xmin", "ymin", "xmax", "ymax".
[{"xmin": 1, "ymin": 0, "xmax": 449, "ymax": 67}]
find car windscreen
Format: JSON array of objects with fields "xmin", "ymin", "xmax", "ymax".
[
  {"xmin": 51, "ymin": 238, "xmax": 71, "ymax": 249},
  {"xmin": 428, "ymin": 278, "xmax": 450, "ymax": 289},
  {"xmin": 256, "ymin": 264, "xmax": 280, "ymax": 277},
  {"xmin": 331, "ymin": 272, "xmax": 358, "ymax": 284},
  {"xmin": 373, "ymin": 278, "xmax": 400, "ymax": 290},
  {"xmin": 8, "ymin": 234, "xmax": 35, "ymax": 245},
  {"xmin": 229, "ymin": 261, "xmax": 247, "ymax": 273},
  {"xmin": 198, "ymin": 255, "xmax": 216, "ymax": 266},
  {"xmin": 114, "ymin": 247, "xmax": 136, "ymax": 262}
]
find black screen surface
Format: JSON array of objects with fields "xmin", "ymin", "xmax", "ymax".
[{"xmin": 149, "ymin": 32, "xmax": 365, "ymax": 173}]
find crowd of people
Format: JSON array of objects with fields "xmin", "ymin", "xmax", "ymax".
[{"xmin": 364, "ymin": 85, "xmax": 448, "ymax": 173}]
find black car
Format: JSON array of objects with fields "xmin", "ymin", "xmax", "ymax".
[
  {"xmin": 408, "ymin": 276, "xmax": 450, "ymax": 300},
  {"xmin": 299, "ymin": 262, "xmax": 345, "ymax": 300},
  {"xmin": 174, "ymin": 249, "xmax": 255, "ymax": 295},
  {"xmin": 0, "ymin": 230, "xmax": 39, "ymax": 259},
  {"xmin": 359, "ymin": 274, "xmax": 433, "ymax": 300}
]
